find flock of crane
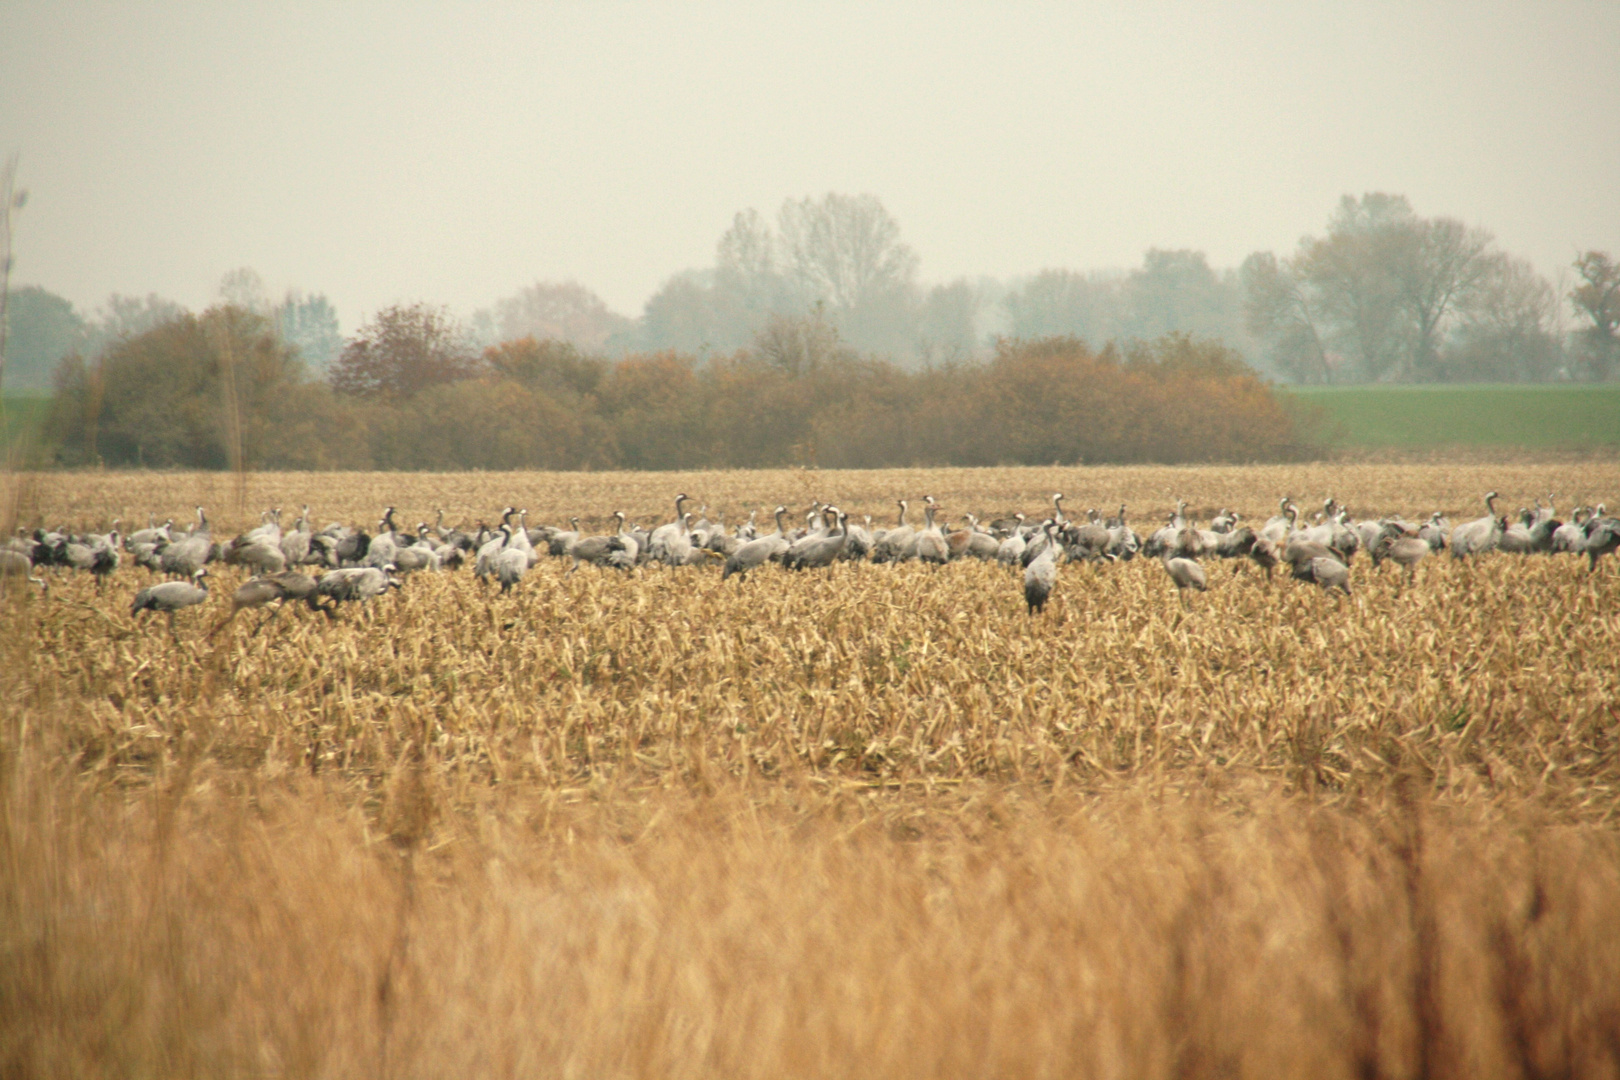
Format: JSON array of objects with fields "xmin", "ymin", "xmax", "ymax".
[{"xmin": 3, "ymin": 489, "xmax": 1616, "ymax": 635}]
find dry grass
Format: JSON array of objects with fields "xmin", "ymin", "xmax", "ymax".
[{"xmin": 4, "ymin": 463, "xmax": 1620, "ymax": 1078}]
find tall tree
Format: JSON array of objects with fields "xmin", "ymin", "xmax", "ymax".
[
  {"xmin": 777, "ymin": 193, "xmax": 918, "ymax": 316},
  {"xmin": 915, "ymin": 280, "xmax": 981, "ymax": 365},
  {"xmin": 714, "ymin": 208, "xmax": 795, "ymax": 331},
  {"xmin": 330, "ymin": 303, "xmax": 479, "ymax": 400},
  {"xmin": 1448, "ymin": 253, "xmax": 1562, "ymax": 381},
  {"xmin": 275, "ymin": 291, "xmax": 342, "ymax": 370},
  {"xmin": 489, "ymin": 281, "xmax": 632, "ymax": 350},
  {"xmin": 1002, "ymin": 269, "xmax": 1124, "ymax": 345},
  {"xmin": 1123, "ymin": 248, "xmax": 1239, "ymax": 342},
  {"xmin": 1240, "ymin": 252, "xmax": 1330, "ymax": 383},
  {"xmin": 1299, "ymin": 194, "xmax": 1415, "ymax": 381},
  {"xmin": 217, "ymin": 267, "xmax": 269, "ymax": 313},
  {"xmin": 1570, "ymin": 251, "xmax": 1620, "ymax": 382},
  {"xmin": 1392, "ymin": 216, "xmax": 1495, "ymax": 380},
  {"xmin": 640, "ymin": 271, "xmax": 725, "ymax": 354},
  {"xmin": 82, "ymin": 293, "xmax": 189, "ymax": 357},
  {"xmin": 0, "ymin": 285, "xmax": 84, "ymax": 393}
]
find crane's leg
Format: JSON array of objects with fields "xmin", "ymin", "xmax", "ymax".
[
  {"xmin": 250, "ymin": 603, "xmax": 285, "ymax": 638},
  {"xmin": 206, "ymin": 611, "xmax": 237, "ymax": 642}
]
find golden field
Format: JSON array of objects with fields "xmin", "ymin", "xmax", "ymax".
[{"xmin": 4, "ymin": 463, "xmax": 1620, "ymax": 1079}]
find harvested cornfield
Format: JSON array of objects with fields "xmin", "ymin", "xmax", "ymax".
[{"xmin": 4, "ymin": 463, "xmax": 1620, "ymax": 1079}]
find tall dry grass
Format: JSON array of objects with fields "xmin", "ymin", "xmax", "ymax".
[
  {"xmin": 6, "ymin": 771, "xmax": 1620, "ymax": 1079},
  {"xmin": 3, "ymin": 464, "xmax": 1620, "ymax": 1078}
]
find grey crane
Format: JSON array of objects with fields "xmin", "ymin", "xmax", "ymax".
[
  {"xmin": 1259, "ymin": 496, "xmax": 1293, "ymax": 544},
  {"xmin": 995, "ymin": 514, "xmax": 1029, "ymax": 565},
  {"xmin": 1497, "ymin": 508, "xmax": 1538, "ymax": 554},
  {"xmin": 946, "ymin": 514, "xmax": 1000, "ymax": 561},
  {"xmin": 1373, "ymin": 533, "xmax": 1429, "ymax": 585},
  {"xmin": 316, "ymin": 565, "xmax": 402, "ymax": 613},
  {"xmin": 914, "ymin": 498, "xmax": 949, "ymax": 565},
  {"xmin": 279, "ymin": 506, "xmax": 313, "ymax": 567},
  {"xmin": 1583, "ymin": 513, "xmax": 1619, "ymax": 572},
  {"xmin": 1302, "ymin": 556, "xmax": 1352, "ymax": 595},
  {"xmin": 131, "ymin": 567, "xmax": 210, "ymax": 637},
  {"xmin": 1161, "ymin": 548, "xmax": 1207, "ymax": 609},
  {"xmin": 209, "ymin": 571, "xmax": 329, "ymax": 639},
  {"xmin": 495, "ymin": 526, "xmax": 530, "ymax": 593},
  {"xmin": 1449, "ymin": 491, "xmax": 1505, "ymax": 559},
  {"xmin": 786, "ymin": 508, "xmax": 849, "ymax": 570},
  {"xmin": 871, "ymin": 500, "xmax": 914, "ymax": 563},
  {"xmin": 160, "ymin": 506, "xmax": 214, "ymax": 576},
  {"xmin": 1023, "ymin": 521, "xmax": 1059, "ymax": 615},
  {"xmin": 569, "ymin": 513, "xmax": 636, "ymax": 573},
  {"xmin": 548, "ymin": 517, "xmax": 583, "ymax": 557},
  {"xmin": 1247, "ymin": 533, "xmax": 1281, "ymax": 581},
  {"xmin": 648, "ymin": 493, "xmax": 692, "ymax": 565},
  {"xmin": 1551, "ymin": 508, "xmax": 1589, "ymax": 554},
  {"xmin": 723, "ymin": 506, "xmax": 790, "ymax": 580},
  {"xmin": 1418, "ymin": 512, "xmax": 1450, "ymax": 552}
]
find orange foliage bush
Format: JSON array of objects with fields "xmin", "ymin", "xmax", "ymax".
[{"xmin": 48, "ymin": 327, "xmax": 1321, "ymax": 470}]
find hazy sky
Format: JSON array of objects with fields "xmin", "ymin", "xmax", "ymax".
[{"xmin": 3, "ymin": 1, "xmax": 1617, "ymax": 331}]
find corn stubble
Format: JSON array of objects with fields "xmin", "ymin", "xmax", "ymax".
[{"xmin": 5, "ymin": 463, "xmax": 1620, "ymax": 1079}]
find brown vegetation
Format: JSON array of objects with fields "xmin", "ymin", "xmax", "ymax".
[
  {"xmin": 44, "ymin": 325, "xmax": 1322, "ymax": 471},
  {"xmin": 4, "ymin": 463, "xmax": 1620, "ymax": 1078}
]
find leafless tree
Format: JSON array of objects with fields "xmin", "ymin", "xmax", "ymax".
[{"xmin": 778, "ymin": 193, "xmax": 918, "ymax": 315}]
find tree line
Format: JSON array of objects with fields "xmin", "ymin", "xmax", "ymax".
[
  {"xmin": 42, "ymin": 303, "xmax": 1318, "ymax": 471},
  {"xmin": 1242, "ymin": 194, "xmax": 1617, "ymax": 384},
  {"xmin": 6, "ymin": 192, "xmax": 1615, "ymax": 394}
]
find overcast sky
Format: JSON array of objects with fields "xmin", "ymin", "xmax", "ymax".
[{"xmin": 3, "ymin": 1, "xmax": 1617, "ymax": 331}]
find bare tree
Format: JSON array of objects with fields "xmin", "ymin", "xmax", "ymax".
[
  {"xmin": 915, "ymin": 279, "xmax": 981, "ymax": 365},
  {"xmin": 1393, "ymin": 216, "xmax": 1494, "ymax": 380},
  {"xmin": 218, "ymin": 267, "xmax": 270, "ymax": 314},
  {"xmin": 717, "ymin": 209, "xmax": 778, "ymax": 287},
  {"xmin": 777, "ymin": 193, "xmax": 918, "ymax": 314},
  {"xmin": 751, "ymin": 305, "xmax": 852, "ymax": 377},
  {"xmin": 1450, "ymin": 253, "xmax": 1562, "ymax": 381},
  {"xmin": 490, "ymin": 282, "xmax": 631, "ymax": 349},
  {"xmin": 1002, "ymin": 269, "xmax": 1124, "ymax": 345},
  {"xmin": 1240, "ymin": 251, "xmax": 1331, "ymax": 382}
]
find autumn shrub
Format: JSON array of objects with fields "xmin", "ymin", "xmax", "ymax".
[{"xmin": 42, "ymin": 319, "xmax": 1322, "ymax": 470}]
